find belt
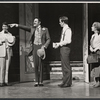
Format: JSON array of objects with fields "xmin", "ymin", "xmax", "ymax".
[
  {"xmin": 34, "ymin": 43, "xmax": 42, "ymax": 45},
  {"xmin": 61, "ymin": 44, "xmax": 71, "ymax": 48}
]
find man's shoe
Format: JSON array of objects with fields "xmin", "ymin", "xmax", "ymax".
[
  {"xmin": 60, "ymin": 85, "xmax": 71, "ymax": 88},
  {"xmin": 58, "ymin": 83, "xmax": 64, "ymax": 87},
  {"xmin": 4, "ymin": 83, "xmax": 8, "ymax": 86},
  {"xmin": 0, "ymin": 83, "xmax": 4, "ymax": 87},
  {"xmin": 58, "ymin": 84, "xmax": 71, "ymax": 88},
  {"xmin": 4, "ymin": 83, "xmax": 12, "ymax": 86},
  {"xmin": 34, "ymin": 84, "xmax": 39, "ymax": 87},
  {"xmin": 39, "ymin": 83, "xmax": 44, "ymax": 86}
]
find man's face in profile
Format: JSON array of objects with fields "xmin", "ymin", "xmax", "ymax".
[
  {"xmin": 59, "ymin": 19, "xmax": 64, "ymax": 27},
  {"xmin": 33, "ymin": 18, "xmax": 41, "ymax": 27},
  {"xmin": 2, "ymin": 24, "xmax": 8, "ymax": 32}
]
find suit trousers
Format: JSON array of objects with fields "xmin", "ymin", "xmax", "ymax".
[
  {"xmin": 0, "ymin": 48, "xmax": 11, "ymax": 84},
  {"xmin": 60, "ymin": 46, "xmax": 72, "ymax": 86},
  {"xmin": 33, "ymin": 44, "xmax": 43, "ymax": 83}
]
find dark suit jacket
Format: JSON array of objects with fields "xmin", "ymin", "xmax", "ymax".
[{"xmin": 18, "ymin": 24, "xmax": 51, "ymax": 56}]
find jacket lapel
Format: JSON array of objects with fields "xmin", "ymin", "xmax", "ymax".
[
  {"xmin": 27, "ymin": 28, "xmax": 35, "ymax": 56},
  {"xmin": 29, "ymin": 27, "xmax": 35, "ymax": 42},
  {"xmin": 41, "ymin": 28, "xmax": 44, "ymax": 37},
  {"xmin": 31, "ymin": 28, "xmax": 35, "ymax": 35},
  {"xmin": 29, "ymin": 27, "xmax": 45, "ymax": 42}
]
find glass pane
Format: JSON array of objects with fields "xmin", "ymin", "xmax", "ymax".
[
  {"xmin": 25, "ymin": 55, "xmax": 35, "ymax": 73},
  {"xmin": 25, "ymin": 4, "xmax": 34, "ymax": 73}
]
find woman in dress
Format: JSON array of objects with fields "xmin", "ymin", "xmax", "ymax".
[{"xmin": 90, "ymin": 22, "xmax": 100, "ymax": 87}]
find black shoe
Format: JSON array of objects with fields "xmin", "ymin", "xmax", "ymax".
[
  {"xmin": 58, "ymin": 83, "xmax": 64, "ymax": 87},
  {"xmin": 39, "ymin": 83, "xmax": 44, "ymax": 86},
  {"xmin": 61, "ymin": 85, "xmax": 71, "ymax": 88},
  {"xmin": 34, "ymin": 84, "xmax": 39, "ymax": 87},
  {"xmin": 0, "ymin": 83, "xmax": 4, "ymax": 87},
  {"xmin": 58, "ymin": 84, "xmax": 71, "ymax": 88},
  {"xmin": 4, "ymin": 83, "xmax": 12, "ymax": 86},
  {"xmin": 4, "ymin": 83, "xmax": 8, "ymax": 86}
]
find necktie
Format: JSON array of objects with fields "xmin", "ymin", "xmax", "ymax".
[
  {"xmin": 36, "ymin": 27, "xmax": 39, "ymax": 32},
  {"xmin": 4, "ymin": 31, "xmax": 8, "ymax": 34},
  {"xmin": 3, "ymin": 33, "xmax": 8, "ymax": 48},
  {"xmin": 36, "ymin": 27, "xmax": 42, "ymax": 38}
]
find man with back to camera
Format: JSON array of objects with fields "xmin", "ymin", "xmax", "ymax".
[
  {"xmin": 0, "ymin": 22, "xmax": 15, "ymax": 86},
  {"xmin": 53, "ymin": 16, "xmax": 72, "ymax": 88},
  {"xmin": 9, "ymin": 18, "xmax": 51, "ymax": 87}
]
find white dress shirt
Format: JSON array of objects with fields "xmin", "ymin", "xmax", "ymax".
[
  {"xmin": 0, "ymin": 30, "xmax": 15, "ymax": 48},
  {"xmin": 59, "ymin": 24, "xmax": 72, "ymax": 46}
]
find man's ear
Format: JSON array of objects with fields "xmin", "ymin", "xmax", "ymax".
[{"xmin": 39, "ymin": 21, "xmax": 41, "ymax": 25}]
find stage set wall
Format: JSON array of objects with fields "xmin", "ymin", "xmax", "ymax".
[{"xmin": 0, "ymin": 3, "xmax": 99, "ymax": 83}]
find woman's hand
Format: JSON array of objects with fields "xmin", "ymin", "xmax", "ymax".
[
  {"xmin": 93, "ymin": 48, "xmax": 97, "ymax": 52},
  {"xmin": 90, "ymin": 46, "xmax": 94, "ymax": 52}
]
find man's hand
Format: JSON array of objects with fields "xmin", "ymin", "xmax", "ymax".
[
  {"xmin": 0, "ymin": 37, "xmax": 6, "ymax": 43},
  {"xmin": 8, "ymin": 24, "xmax": 18, "ymax": 28},
  {"xmin": 0, "ymin": 37, "xmax": 6, "ymax": 45},
  {"xmin": 41, "ymin": 45, "xmax": 45, "ymax": 50},
  {"xmin": 53, "ymin": 43, "xmax": 60, "ymax": 49},
  {"xmin": 0, "ymin": 41, "xmax": 3, "ymax": 45}
]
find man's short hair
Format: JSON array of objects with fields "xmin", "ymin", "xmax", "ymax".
[
  {"xmin": 59, "ymin": 16, "xmax": 68, "ymax": 24},
  {"xmin": 2, "ymin": 22, "xmax": 8, "ymax": 26},
  {"xmin": 34, "ymin": 17, "xmax": 41, "ymax": 22}
]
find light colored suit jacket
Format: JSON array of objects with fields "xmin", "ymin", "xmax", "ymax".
[{"xmin": 0, "ymin": 31, "xmax": 15, "ymax": 57}]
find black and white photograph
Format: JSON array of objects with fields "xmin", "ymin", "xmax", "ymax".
[{"xmin": 0, "ymin": 2, "xmax": 99, "ymax": 98}]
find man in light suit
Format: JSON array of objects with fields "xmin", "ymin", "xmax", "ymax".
[
  {"xmin": 9, "ymin": 18, "xmax": 51, "ymax": 87},
  {"xmin": 0, "ymin": 22, "xmax": 15, "ymax": 86},
  {"xmin": 53, "ymin": 16, "xmax": 72, "ymax": 88}
]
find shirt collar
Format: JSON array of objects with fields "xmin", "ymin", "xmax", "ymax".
[
  {"xmin": 37, "ymin": 25, "xmax": 41, "ymax": 29},
  {"xmin": 63, "ymin": 24, "xmax": 69, "ymax": 31},
  {"xmin": 94, "ymin": 32, "xmax": 99, "ymax": 36},
  {"xmin": 2, "ymin": 30, "xmax": 8, "ymax": 34}
]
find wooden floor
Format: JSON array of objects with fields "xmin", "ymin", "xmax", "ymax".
[{"xmin": 0, "ymin": 79, "xmax": 100, "ymax": 98}]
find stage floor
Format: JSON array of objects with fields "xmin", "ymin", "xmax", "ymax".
[{"xmin": 0, "ymin": 79, "xmax": 100, "ymax": 98}]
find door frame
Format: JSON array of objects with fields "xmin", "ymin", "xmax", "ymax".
[{"xmin": 19, "ymin": 3, "xmax": 39, "ymax": 82}]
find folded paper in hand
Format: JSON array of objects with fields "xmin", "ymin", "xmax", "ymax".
[{"xmin": 53, "ymin": 43, "xmax": 57, "ymax": 48}]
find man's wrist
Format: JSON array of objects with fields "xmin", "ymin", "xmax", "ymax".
[
  {"xmin": 16, "ymin": 24, "xmax": 18, "ymax": 27},
  {"xmin": 58, "ymin": 42, "xmax": 61, "ymax": 46},
  {"xmin": 43, "ymin": 45, "xmax": 46, "ymax": 49},
  {"xmin": 42, "ymin": 45, "xmax": 46, "ymax": 49}
]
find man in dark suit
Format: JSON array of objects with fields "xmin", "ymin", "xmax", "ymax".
[
  {"xmin": 9, "ymin": 18, "xmax": 51, "ymax": 87},
  {"xmin": 53, "ymin": 16, "xmax": 72, "ymax": 88}
]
